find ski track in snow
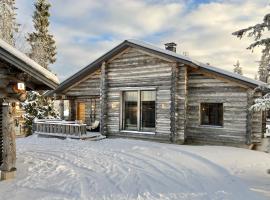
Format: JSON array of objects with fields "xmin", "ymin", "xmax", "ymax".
[{"xmin": 0, "ymin": 136, "xmax": 270, "ymax": 200}]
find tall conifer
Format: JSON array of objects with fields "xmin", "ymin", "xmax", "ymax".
[
  {"xmin": 27, "ymin": 0, "xmax": 56, "ymax": 69},
  {"xmin": 0, "ymin": 0, "xmax": 19, "ymax": 46}
]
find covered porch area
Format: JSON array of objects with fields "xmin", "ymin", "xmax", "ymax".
[
  {"xmin": 56, "ymin": 96, "xmax": 101, "ymax": 130},
  {"xmin": 48, "ymin": 92, "xmax": 102, "ymax": 138}
]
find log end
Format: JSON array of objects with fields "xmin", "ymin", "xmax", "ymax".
[{"xmin": 0, "ymin": 168, "xmax": 16, "ymax": 181}]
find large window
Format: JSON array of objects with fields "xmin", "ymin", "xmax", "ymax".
[
  {"xmin": 124, "ymin": 91, "xmax": 138, "ymax": 130},
  {"xmin": 122, "ymin": 90, "xmax": 156, "ymax": 132},
  {"xmin": 200, "ymin": 103, "xmax": 223, "ymax": 126}
]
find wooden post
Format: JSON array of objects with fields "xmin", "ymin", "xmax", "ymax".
[
  {"xmin": 1, "ymin": 101, "xmax": 16, "ymax": 180},
  {"xmin": 100, "ymin": 62, "xmax": 108, "ymax": 136},
  {"xmin": 69, "ymin": 99, "xmax": 76, "ymax": 121},
  {"xmin": 59, "ymin": 100, "xmax": 64, "ymax": 120},
  {"xmin": 246, "ymin": 89, "xmax": 254, "ymax": 145}
]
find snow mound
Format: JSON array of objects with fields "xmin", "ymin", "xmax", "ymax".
[{"xmin": 0, "ymin": 137, "xmax": 270, "ymax": 200}]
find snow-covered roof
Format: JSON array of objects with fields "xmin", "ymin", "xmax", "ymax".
[
  {"xmin": 0, "ymin": 39, "xmax": 59, "ymax": 89},
  {"xmin": 128, "ymin": 39, "xmax": 266, "ymax": 87},
  {"xmin": 49, "ymin": 39, "xmax": 266, "ymax": 95}
]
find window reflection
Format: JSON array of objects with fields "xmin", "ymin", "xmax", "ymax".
[
  {"xmin": 141, "ymin": 91, "xmax": 156, "ymax": 131},
  {"xmin": 124, "ymin": 91, "xmax": 138, "ymax": 130}
]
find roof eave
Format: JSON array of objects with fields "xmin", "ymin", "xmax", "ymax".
[{"xmin": 0, "ymin": 48, "xmax": 59, "ymax": 90}]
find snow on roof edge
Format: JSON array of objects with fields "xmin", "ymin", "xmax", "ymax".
[
  {"xmin": 127, "ymin": 39, "xmax": 266, "ymax": 87},
  {"xmin": 0, "ymin": 39, "xmax": 59, "ymax": 85}
]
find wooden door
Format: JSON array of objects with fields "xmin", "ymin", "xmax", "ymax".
[{"xmin": 77, "ymin": 102, "xmax": 86, "ymax": 123}]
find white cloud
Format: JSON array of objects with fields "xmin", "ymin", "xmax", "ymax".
[
  {"xmin": 15, "ymin": 0, "xmax": 270, "ymax": 81},
  {"xmin": 163, "ymin": 0, "xmax": 270, "ymax": 78}
]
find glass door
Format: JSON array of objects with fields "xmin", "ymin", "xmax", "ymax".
[{"xmin": 123, "ymin": 91, "xmax": 138, "ymax": 130}]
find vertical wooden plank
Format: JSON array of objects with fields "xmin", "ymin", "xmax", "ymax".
[
  {"xmin": 100, "ymin": 62, "xmax": 108, "ymax": 135},
  {"xmin": 59, "ymin": 100, "xmax": 64, "ymax": 120},
  {"xmin": 69, "ymin": 99, "xmax": 76, "ymax": 121},
  {"xmin": 175, "ymin": 65, "xmax": 187, "ymax": 144},
  {"xmin": 251, "ymin": 91, "xmax": 263, "ymax": 144},
  {"xmin": 246, "ymin": 89, "xmax": 253, "ymax": 145},
  {"xmin": 170, "ymin": 64, "xmax": 177, "ymax": 142}
]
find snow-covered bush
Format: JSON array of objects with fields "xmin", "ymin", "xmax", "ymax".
[
  {"xmin": 22, "ymin": 91, "xmax": 59, "ymax": 135},
  {"xmin": 250, "ymin": 93, "xmax": 270, "ymax": 112}
]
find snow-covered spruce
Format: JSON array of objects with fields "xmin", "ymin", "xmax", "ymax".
[
  {"xmin": 27, "ymin": 0, "xmax": 56, "ymax": 69},
  {"xmin": 21, "ymin": 91, "xmax": 59, "ymax": 135},
  {"xmin": 251, "ymin": 92, "xmax": 270, "ymax": 112},
  {"xmin": 0, "ymin": 0, "xmax": 19, "ymax": 46},
  {"xmin": 233, "ymin": 60, "xmax": 243, "ymax": 75}
]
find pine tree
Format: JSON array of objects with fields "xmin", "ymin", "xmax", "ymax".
[
  {"xmin": 27, "ymin": 0, "xmax": 56, "ymax": 69},
  {"xmin": 0, "ymin": 0, "xmax": 19, "ymax": 46},
  {"xmin": 22, "ymin": 91, "xmax": 59, "ymax": 135},
  {"xmin": 258, "ymin": 63, "xmax": 269, "ymax": 83},
  {"xmin": 233, "ymin": 13, "xmax": 270, "ymax": 111},
  {"xmin": 254, "ymin": 74, "xmax": 258, "ymax": 80},
  {"xmin": 233, "ymin": 60, "xmax": 243, "ymax": 75},
  {"xmin": 233, "ymin": 13, "xmax": 270, "ymax": 69}
]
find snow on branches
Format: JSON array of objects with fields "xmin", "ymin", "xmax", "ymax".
[
  {"xmin": 251, "ymin": 93, "xmax": 270, "ymax": 112},
  {"xmin": 233, "ymin": 60, "xmax": 243, "ymax": 75},
  {"xmin": 27, "ymin": 0, "xmax": 56, "ymax": 69},
  {"xmin": 233, "ymin": 12, "xmax": 270, "ymax": 111},
  {"xmin": 232, "ymin": 13, "xmax": 270, "ymax": 80},
  {"xmin": 22, "ymin": 91, "xmax": 59, "ymax": 135},
  {"xmin": 0, "ymin": 0, "xmax": 19, "ymax": 46}
]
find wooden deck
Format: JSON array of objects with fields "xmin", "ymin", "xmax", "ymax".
[{"xmin": 33, "ymin": 120, "xmax": 104, "ymax": 140}]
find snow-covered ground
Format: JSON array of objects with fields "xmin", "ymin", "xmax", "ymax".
[{"xmin": 1, "ymin": 136, "xmax": 270, "ymax": 200}]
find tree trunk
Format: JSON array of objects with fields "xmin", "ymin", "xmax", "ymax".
[{"xmin": 1, "ymin": 101, "xmax": 16, "ymax": 172}]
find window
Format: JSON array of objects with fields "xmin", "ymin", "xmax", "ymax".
[
  {"xmin": 63, "ymin": 100, "xmax": 70, "ymax": 120},
  {"xmin": 124, "ymin": 91, "xmax": 138, "ymax": 130},
  {"xmin": 141, "ymin": 91, "xmax": 156, "ymax": 132},
  {"xmin": 122, "ymin": 90, "xmax": 156, "ymax": 132},
  {"xmin": 200, "ymin": 103, "xmax": 223, "ymax": 126}
]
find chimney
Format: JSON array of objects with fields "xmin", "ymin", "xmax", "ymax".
[{"xmin": 165, "ymin": 42, "xmax": 177, "ymax": 52}]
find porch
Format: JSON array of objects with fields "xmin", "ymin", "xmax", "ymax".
[{"xmin": 33, "ymin": 119, "xmax": 105, "ymax": 141}]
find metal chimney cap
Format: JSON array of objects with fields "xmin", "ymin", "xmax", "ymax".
[
  {"xmin": 164, "ymin": 42, "xmax": 177, "ymax": 52},
  {"xmin": 164, "ymin": 42, "xmax": 177, "ymax": 47}
]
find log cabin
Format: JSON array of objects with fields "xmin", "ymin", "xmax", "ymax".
[
  {"xmin": 48, "ymin": 39, "xmax": 267, "ymax": 147},
  {"xmin": 0, "ymin": 39, "xmax": 59, "ymax": 180}
]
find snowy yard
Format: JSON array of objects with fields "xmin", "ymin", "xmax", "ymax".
[{"xmin": 0, "ymin": 136, "xmax": 270, "ymax": 200}]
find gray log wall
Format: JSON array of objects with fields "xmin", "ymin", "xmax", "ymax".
[
  {"xmin": 65, "ymin": 69, "xmax": 101, "ymax": 96},
  {"xmin": 186, "ymin": 71, "xmax": 262, "ymax": 145},
  {"xmin": 62, "ymin": 69, "xmax": 102, "ymax": 124},
  {"xmin": 106, "ymin": 48, "xmax": 174, "ymax": 141},
  {"xmin": 59, "ymin": 48, "xmax": 263, "ymax": 146}
]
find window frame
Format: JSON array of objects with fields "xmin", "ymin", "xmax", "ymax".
[
  {"xmin": 199, "ymin": 103, "xmax": 224, "ymax": 127},
  {"xmin": 120, "ymin": 88, "xmax": 157, "ymax": 134}
]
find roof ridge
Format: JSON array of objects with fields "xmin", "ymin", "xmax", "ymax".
[{"xmin": 48, "ymin": 39, "xmax": 267, "ymax": 95}]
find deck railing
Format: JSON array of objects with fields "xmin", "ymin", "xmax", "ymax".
[{"xmin": 33, "ymin": 119, "xmax": 87, "ymax": 137}]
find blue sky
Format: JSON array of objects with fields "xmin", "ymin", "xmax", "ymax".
[{"xmin": 16, "ymin": 0, "xmax": 269, "ymax": 81}]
